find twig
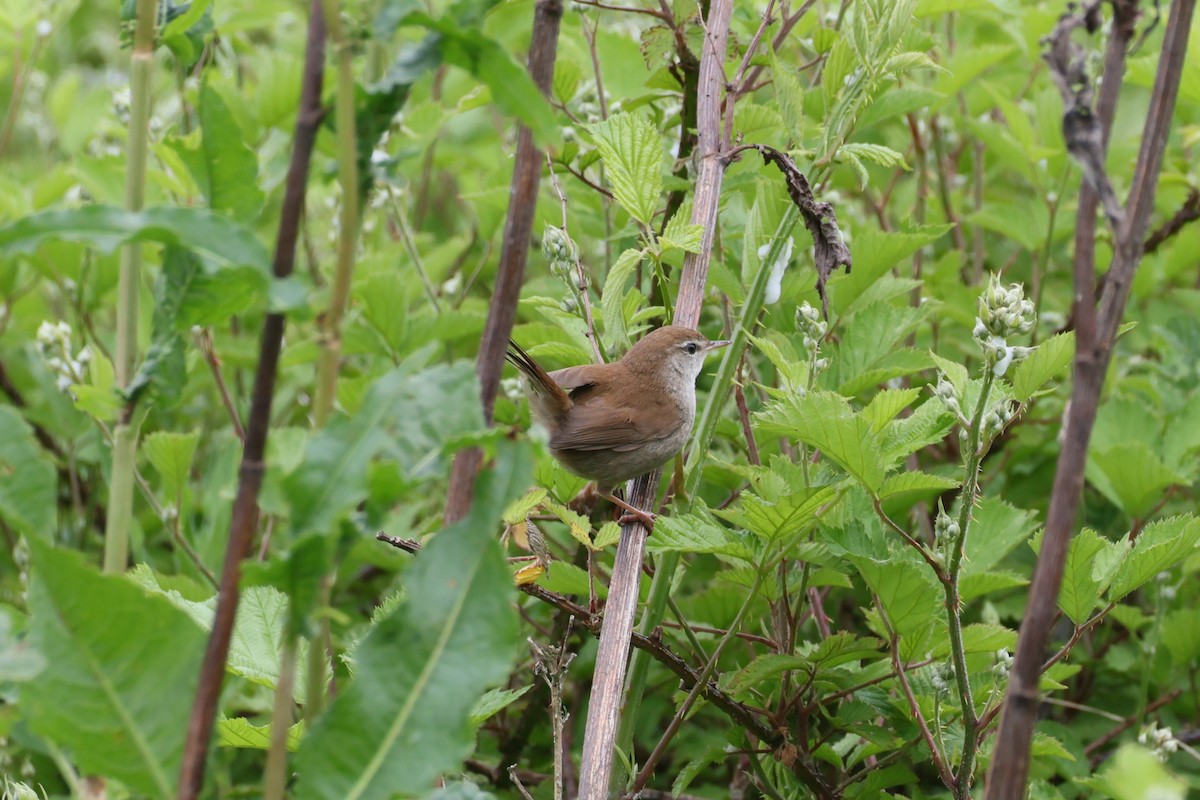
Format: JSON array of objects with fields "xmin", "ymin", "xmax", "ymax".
[
  {"xmin": 1143, "ymin": 187, "xmax": 1200, "ymax": 254},
  {"xmin": 570, "ymin": 0, "xmax": 670, "ymax": 20},
  {"xmin": 194, "ymin": 328, "xmax": 245, "ymax": 442},
  {"xmin": 733, "ymin": 362, "xmax": 760, "ymax": 466},
  {"xmin": 546, "ymin": 153, "xmax": 605, "ymax": 363},
  {"xmin": 442, "ymin": 0, "xmax": 564, "ymax": 524},
  {"xmin": 723, "ymin": 0, "xmax": 779, "ymax": 149},
  {"xmin": 1084, "ymin": 689, "xmax": 1183, "ymax": 762},
  {"xmin": 177, "ymin": 4, "xmax": 326, "ymax": 796},
  {"xmin": 877, "ymin": 598, "xmax": 955, "ymax": 791},
  {"xmin": 987, "ymin": 1, "xmax": 1196, "ymax": 796}
]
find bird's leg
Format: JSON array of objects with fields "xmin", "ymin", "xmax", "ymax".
[{"xmin": 597, "ymin": 489, "xmax": 656, "ymax": 532}]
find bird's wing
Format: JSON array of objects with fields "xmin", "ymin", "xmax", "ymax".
[{"xmin": 550, "ymin": 381, "xmax": 679, "ymax": 453}]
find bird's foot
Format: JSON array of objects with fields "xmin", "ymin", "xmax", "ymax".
[{"xmin": 617, "ymin": 509, "xmax": 657, "ymax": 532}]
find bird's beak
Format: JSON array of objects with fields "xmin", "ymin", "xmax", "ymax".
[{"xmin": 706, "ymin": 339, "xmax": 732, "ymax": 351}]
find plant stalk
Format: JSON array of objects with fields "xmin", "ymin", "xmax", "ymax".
[
  {"xmin": 103, "ymin": 0, "xmax": 158, "ymax": 574},
  {"xmin": 263, "ymin": 630, "xmax": 298, "ymax": 800}
]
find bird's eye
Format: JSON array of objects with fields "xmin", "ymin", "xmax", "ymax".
[{"xmin": 684, "ymin": 342, "xmax": 699, "ymax": 355}]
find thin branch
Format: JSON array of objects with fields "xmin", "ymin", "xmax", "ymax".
[
  {"xmin": 1143, "ymin": 187, "xmax": 1200, "ymax": 254},
  {"xmin": 176, "ymin": 3, "xmax": 326, "ymax": 796},
  {"xmin": 570, "ymin": 0, "xmax": 670, "ymax": 20},
  {"xmin": 194, "ymin": 328, "xmax": 245, "ymax": 442},
  {"xmin": 1084, "ymin": 689, "xmax": 1183, "ymax": 761},
  {"xmin": 546, "ymin": 153, "xmax": 604, "ymax": 364},
  {"xmin": 442, "ymin": 0, "xmax": 564, "ymax": 524}
]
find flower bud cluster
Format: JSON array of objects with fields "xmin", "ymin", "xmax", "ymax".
[
  {"xmin": 934, "ymin": 508, "xmax": 961, "ymax": 543},
  {"xmin": 542, "ymin": 225, "xmax": 581, "ymax": 286},
  {"xmin": 501, "ymin": 377, "xmax": 524, "ymax": 403},
  {"xmin": 974, "ymin": 275, "xmax": 1037, "ymax": 376},
  {"xmin": 36, "ymin": 320, "xmax": 91, "ymax": 392},
  {"xmin": 1138, "ymin": 722, "xmax": 1179, "ymax": 762},
  {"xmin": 984, "ymin": 400, "xmax": 1016, "ymax": 436},
  {"xmin": 795, "ymin": 302, "xmax": 827, "ymax": 351},
  {"xmin": 992, "ymin": 648, "xmax": 1013, "ymax": 678},
  {"xmin": 932, "ymin": 373, "xmax": 968, "ymax": 425}
]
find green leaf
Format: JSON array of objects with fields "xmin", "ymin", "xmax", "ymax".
[
  {"xmin": 545, "ymin": 500, "xmax": 593, "ymax": 550},
  {"xmin": 962, "ymin": 498, "xmax": 1039, "ymax": 575},
  {"xmin": 1108, "ymin": 516, "xmax": 1200, "ymax": 601},
  {"xmin": 0, "ymin": 406, "xmax": 57, "ymax": 538},
  {"xmin": 646, "ymin": 513, "xmax": 756, "ymax": 562},
  {"xmin": 143, "ymin": 431, "xmax": 200, "ymax": 500},
  {"xmin": 717, "ymin": 486, "xmax": 839, "ymax": 546},
  {"xmin": 862, "ymin": 388, "xmax": 921, "ymax": 431},
  {"xmin": 830, "ymin": 226, "xmax": 952, "ymax": 315},
  {"xmin": 1088, "ymin": 442, "xmax": 1185, "ymax": 519},
  {"xmin": 286, "ymin": 361, "xmax": 484, "ymax": 536},
  {"xmin": 502, "ymin": 488, "xmax": 548, "ymax": 525},
  {"xmin": 601, "ymin": 247, "xmax": 645, "ymax": 352},
  {"xmin": 0, "ymin": 608, "xmax": 44, "ymax": 682},
  {"xmin": 854, "ymin": 553, "xmax": 940, "ymax": 640},
  {"xmin": 0, "ymin": 205, "xmax": 270, "ymax": 272},
  {"xmin": 660, "ymin": 202, "xmax": 704, "ymax": 253},
  {"xmin": 178, "ymin": 83, "xmax": 265, "ymax": 220},
  {"xmin": 877, "ymin": 471, "xmax": 959, "ymax": 502},
  {"xmin": 757, "ymin": 391, "xmax": 886, "ymax": 493},
  {"xmin": 293, "ymin": 442, "xmax": 529, "ymax": 800},
  {"xmin": 1051, "ymin": 528, "xmax": 1122, "ymax": 625},
  {"xmin": 468, "ymin": 685, "xmax": 532, "ymax": 727},
  {"xmin": 878, "ymin": 397, "xmax": 955, "ymax": 466},
  {"xmin": 1100, "ymin": 745, "xmax": 1186, "ymax": 800},
  {"xmin": 217, "ymin": 717, "xmax": 304, "ymax": 752},
  {"xmin": 25, "ymin": 542, "xmax": 206, "ymax": 800},
  {"xmin": 587, "ymin": 112, "xmax": 664, "ymax": 225},
  {"xmin": 1010, "ymin": 331, "xmax": 1074, "ymax": 401}
]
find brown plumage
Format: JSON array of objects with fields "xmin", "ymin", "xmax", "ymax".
[{"xmin": 506, "ymin": 326, "xmax": 729, "ymax": 490}]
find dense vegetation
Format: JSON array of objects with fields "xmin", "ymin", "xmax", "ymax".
[{"xmin": 0, "ymin": 0, "xmax": 1198, "ymax": 798}]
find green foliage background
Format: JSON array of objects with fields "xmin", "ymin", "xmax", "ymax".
[{"xmin": 0, "ymin": 0, "xmax": 1198, "ymax": 797}]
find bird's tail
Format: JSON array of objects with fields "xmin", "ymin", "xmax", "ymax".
[{"xmin": 506, "ymin": 340, "xmax": 572, "ymax": 411}]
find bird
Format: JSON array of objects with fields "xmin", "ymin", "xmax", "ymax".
[{"xmin": 506, "ymin": 325, "xmax": 730, "ymax": 529}]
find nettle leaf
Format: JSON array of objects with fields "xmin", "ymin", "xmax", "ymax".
[
  {"xmin": 757, "ymin": 391, "xmax": 886, "ymax": 493},
  {"xmin": 647, "ymin": 513, "xmax": 756, "ymax": 562},
  {"xmin": 143, "ymin": 430, "xmax": 200, "ymax": 499},
  {"xmin": 0, "ymin": 205, "xmax": 270, "ymax": 272},
  {"xmin": 601, "ymin": 247, "xmax": 646, "ymax": 352},
  {"xmin": 293, "ymin": 443, "xmax": 529, "ymax": 800},
  {"xmin": 1087, "ymin": 442, "xmax": 1184, "ymax": 519},
  {"xmin": 286, "ymin": 360, "xmax": 483, "ymax": 536},
  {"xmin": 468, "ymin": 685, "xmax": 532, "ymax": 727},
  {"xmin": 25, "ymin": 542, "xmax": 205, "ymax": 800},
  {"xmin": 167, "ymin": 82, "xmax": 265, "ymax": 220},
  {"xmin": 0, "ymin": 406, "xmax": 57, "ymax": 538},
  {"xmin": 836, "ymin": 143, "xmax": 910, "ymax": 189},
  {"xmin": 715, "ymin": 485, "xmax": 839, "ymax": 546},
  {"xmin": 1010, "ymin": 331, "xmax": 1074, "ymax": 401},
  {"xmin": 587, "ymin": 112, "xmax": 664, "ymax": 225},
  {"xmin": 217, "ymin": 717, "xmax": 304, "ymax": 752},
  {"xmin": 1108, "ymin": 516, "xmax": 1200, "ymax": 601}
]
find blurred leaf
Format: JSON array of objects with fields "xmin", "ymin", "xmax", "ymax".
[
  {"xmin": 25, "ymin": 542, "xmax": 205, "ymax": 800},
  {"xmin": 1088, "ymin": 443, "xmax": 1185, "ymax": 519},
  {"xmin": 1099, "ymin": 745, "xmax": 1186, "ymax": 800},
  {"xmin": 293, "ymin": 442, "xmax": 530, "ymax": 800},
  {"xmin": 217, "ymin": 717, "xmax": 304, "ymax": 752},
  {"xmin": 143, "ymin": 430, "xmax": 200, "ymax": 500},
  {"xmin": 468, "ymin": 685, "xmax": 532, "ymax": 727},
  {"xmin": 286, "ymin": 361, "xmax": 483, "ymax": 536},
  {"xmin": 601, "ymin": 247, "xmax": 645, "ymax": 352},
  {"xmin": 1048, "ymin": 528, "xmax": 1123, "ymax": 625},
  {"xmin": 1162, "ymin": 607, "xmax": 1200, "ymax": 667},
  {"xmin": 0, "ymin": 205, "xmax": 269, "ymax": 271},
  {"xmin": 587, "ymin": 112, "xmax": 664, "ymax": 225},
  {"xmin": 0, "ymin": 609, "xmax": 44, "ymax": 682},
  {"xmin": 963, "ymin": 498, "xmax": 1039, "ymax": 575},
  {"xmin": 0, "ymin": 406, "xmax": 57, "ymax": 538}
]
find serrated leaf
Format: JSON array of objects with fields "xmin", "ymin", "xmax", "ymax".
[
  {"xmin": 0, "ymin": 406, "xmax": 57, "ymax": 538},
  {"xmin": 862, "ymin": 388, "xmax": 921, "ymax": 431},
  {"xmin": 593, "ymin": 521, "xmax": 621, "ymax": 549},
  {"xmin": 716, "ymin": 486, "xmax": 839, "ymax": 545},
  {"xmin": 646, "ymin": 513, "xmax": 755, "ymax": 562},
  {"xmin": 757, "ymin": 391, "xmax": 886, "ymax": 493},
  {"xmin": 502, "ymin": 488, "xmax": 548, "ymax": 525},
  {"xmin": 1088, "ymin": 442, "xmax": 1185, "ymax": 519},
  {"xmin": 1108, "ymin": 516, "xmax": 1200, "ymax": 601},
  {"xmin": 293, "ymin": 443, "xmax": 529, "ymax": 800},
  {"xmin": 143, "ymin": 430, "xmax": 200, "ymax": 500},
  {"xmin": 839, "ymin": 142, "xmax": 910, "ymax": 171},
  {"xmin": 600, "ymin": 247, "xmax": 645, "ymax": 352},
  {"xmin": 963, "ymin": 498, "xmax": 1039, "ymax": 575},
  {"xmin": 217, "ymin": 717, "xmax": 304, "ymax": 752},
  {"xmin": 1011, "ymin": 331, "xmax": 1074, "ymax": 401},
  {"xmin": 1050, "ymin": 528, "xmax": 1122, "ymax": 624},
  {"xmin": 26, "ymin": 542, "xmax": 206, "ymax": 799},
  {"xmin": 960, "ymin": 570, "xmax": 1028, "ymax": 601},
  {"xmin": 877, "ymin": 471, "xmax": 959, "ymax": 501},
  {"xmin": 468, "ymin": 685, "xmax": 532, "ymax": 727},
  {"xmin": 587, "ymin": 112, "xmax": 664, "ymax": 224},
  {"xmin": 660, "ymin": 202, "xmax": 704, "ymax": 253},
  {"xmin": 854, "ymin": 554, "xmax": 939, "ymax": 640},
  {"xmin": 545, "ymin": 500, "xmax": 593, "ymax": 549},
  {"xmin": 878, "ymin": 397, "xmax": 955, "ymax": 466}
]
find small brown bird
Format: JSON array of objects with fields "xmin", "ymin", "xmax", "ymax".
[{"xmin": 506, "ymin": 325, "xmax": 730, "ymax": 528}]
